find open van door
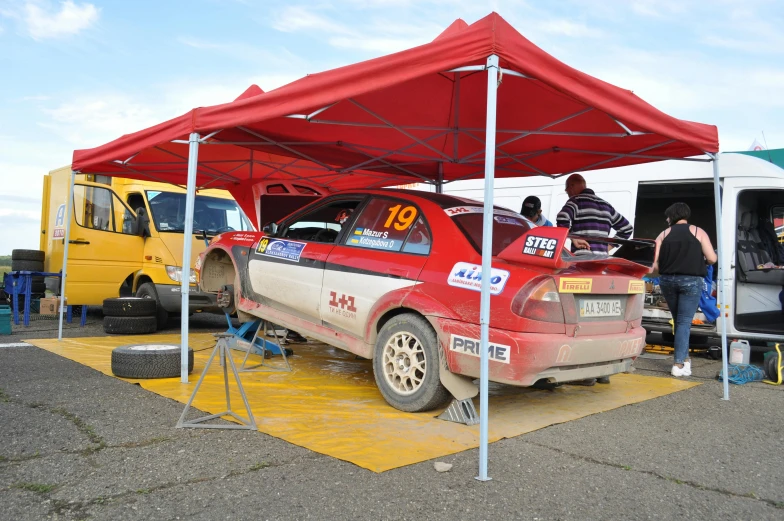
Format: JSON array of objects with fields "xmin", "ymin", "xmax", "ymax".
[
  {"xmin": 723, "ymin": 176, "xmax": 784, "ymax": 340},
  {"xmin": 65, "ymin": 182, "xmax": 145, "ymax": 305}
]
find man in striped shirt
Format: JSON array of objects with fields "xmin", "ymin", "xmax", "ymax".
[{"xmin": 556, "ymin": 174, "xmax": 633, "ymax": 255}]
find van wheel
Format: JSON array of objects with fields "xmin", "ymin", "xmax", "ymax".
[
  {"xmin": 373, "ymin": 313, "xmax": 449, "ymax": 412},
  {"xmin": 111, "ymin": 344, "xmax": 193, "ymax": 378},
  {"xmin": 136, "ymin": 283, "xmax": 169, "ymax": 330}
]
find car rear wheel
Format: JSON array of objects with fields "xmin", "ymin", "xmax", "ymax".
[{"xmin": 373, "ymin": 313, "xmax": 449, "ymax": 412}]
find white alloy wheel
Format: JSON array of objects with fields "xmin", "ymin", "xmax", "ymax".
[{"xmin": 382, "ymin": 332, "xmax": 427, "ymax": 396}]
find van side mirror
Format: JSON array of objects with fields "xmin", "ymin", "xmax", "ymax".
[
  {"xmin": 262, "ymin": 222, "xmax": 278, "ymax": 236},
  {"xmin": 134, "ymin": 208, "xmax": 151, "ymax": 238}
]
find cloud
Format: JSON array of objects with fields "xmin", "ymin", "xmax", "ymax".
[
  {"xmin": 272, "ymin": 6, "xmax": 351, "ymax": 35},
  {"xmin": 22, "ymin": 95, "xmax": 51, "ymax": 101},
  {"xmin": 22, "ymin": 0, "xmax": 100, "ymax": 40},
  {"xmin": 537, "ymin": 19, "xmax": 604, "ymax": 38}
]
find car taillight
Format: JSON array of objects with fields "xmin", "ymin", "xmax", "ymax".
[{"xmin": 511, "ymin": 276, "xmax": 565, "ymax": 323}]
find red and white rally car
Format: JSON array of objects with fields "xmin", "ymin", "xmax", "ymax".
[{"xmin": 197, "ymin": 187, "xmax": 649, "ymax": 412}]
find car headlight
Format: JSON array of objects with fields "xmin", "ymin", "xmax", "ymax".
[{"xmin": 165, "ymin": 266, "xmax": 197, "ymax": 284}]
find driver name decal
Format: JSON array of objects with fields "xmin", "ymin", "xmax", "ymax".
[
  {"xmin": 447, "ymin": 262, "xmax": 510, "ymax": 295},
  {"xmin": 449, "ymin": 334, "xmax": 511, "ymax": 364},
  {"xmin": 523, "ymin": 235, "xmax": 558, "ymax": 258},
  {"xmin": 256, "ymin": 238, "xmax": 306, "ymax": 262}
]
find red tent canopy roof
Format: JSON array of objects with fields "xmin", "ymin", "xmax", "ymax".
[{"xmin": 72, "ymin": 11, "xmax": 718, "ymax": 205}]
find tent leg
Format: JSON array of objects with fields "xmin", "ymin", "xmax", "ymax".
[
  {"xmin": 57, "ymin": 170, "xmax": 76, "ymax": 341},
  {"xmin": 711, "ymin": 154, "xmax": 729, "ymax": 400},
  {"xmin": 181, "ymin": 133, "xmax": 200, "ymax": 383},
  {"xmin": 476, "ymin": 54, "xmax": 499, "ymax": 482}
]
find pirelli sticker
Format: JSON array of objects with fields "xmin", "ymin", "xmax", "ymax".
[
  {"xmin": 559, "ymin": 277, "xmax": 592, "ymax": 293},
  {"xmin": 628, "ymin": 280, "xmax": 645, "ymax": 294}
]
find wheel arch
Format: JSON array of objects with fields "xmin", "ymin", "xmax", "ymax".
[{"xmin": 199, "ymin": 247, "xmax": 237, "ymax": 293}]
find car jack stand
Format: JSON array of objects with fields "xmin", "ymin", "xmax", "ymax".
[
  {"xmin": 239, "ymin": 320, "xmax": 292, "ymax": 373},
  {"xmin": 438, "ymin": 398, "xmax": 480, "ymax": 425},
  {"xmin": 176, "ymin": 333, "xmax": 257, "ymax": 430}
]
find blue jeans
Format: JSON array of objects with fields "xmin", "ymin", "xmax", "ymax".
[{"xmin": 660, "ymin": 275, "xmax": 703, "ymax": 364}]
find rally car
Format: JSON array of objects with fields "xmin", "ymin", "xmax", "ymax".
[{"xmin": 197, "ymin": 188, "xmax": 650, "ymax": 412}]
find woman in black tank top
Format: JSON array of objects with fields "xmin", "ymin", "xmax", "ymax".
[{"xmin": 653, "ymin": 203, "xmax": 718, "ymax": 377}]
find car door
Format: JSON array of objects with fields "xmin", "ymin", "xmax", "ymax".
[
  {"xmin": 321, "ymin": 196, "xmax": 431, "ymax": 338},
  {"xmin": 245, "ymin": 197, "xmax": 366, "ymax": 324},
  {"xmin": 66, "ymin": 183, "xmax": 145, "ymax": 304}
]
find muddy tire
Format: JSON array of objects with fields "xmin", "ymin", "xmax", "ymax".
[
  {"xmin": 102, "ymin": 297, "xmax": 157, "ymax": 317},
  {"xmin": 766, "ymin": 353, "xmax": 780, "ymax": 381},
  {"xmin": 372, "ymin": 313, "xmax": 449, "ymax": 412},
  {"xmin": 103, "ymin": 316, "xmax": 157, "ymax": 335},
  {"xmin": 111, "ymin": 344, "xmax": 193, "ymax": 378},
  {"xmin": 135, "ymin": 283, "xmax": 169, "ymax": 329},
  {"xmin": 11, "ymin": 249, "xmax": 45, "ymax": 262},
  {"xmin": 10, "ymin": 259, "xmax": 44, "ymax": 272}
]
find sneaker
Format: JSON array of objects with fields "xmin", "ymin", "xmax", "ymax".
[{"xmin": 671, "ymin": 361, "xmax": 692, "ymax": 377}]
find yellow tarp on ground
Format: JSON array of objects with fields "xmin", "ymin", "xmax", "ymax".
[{"xmin": 28, "ymin": 334, "xmax": 699, "ymax": 472}]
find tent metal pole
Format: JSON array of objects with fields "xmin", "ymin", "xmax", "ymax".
[
  {"xmin": 436, "ymin": 163, "xmax": 444, "ymax": 194},
  {"xmin": 477, "ymin": 54, "xmax": 499, "ymax": 482},
  {"xmin": 181, "ymin": 132, "xmax": 200, "ymax": 383},
  {"xmin": 57, "ymin": 170, "xmax": 76, "ymax": 341},
  {"xmin": 710, "ymin": 153, "xmax": 730, "ymax": 400}
]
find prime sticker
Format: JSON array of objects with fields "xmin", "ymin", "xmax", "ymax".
[{"xmin": 449, "ymin": 334, "xmax": 511, "ymax": 364}]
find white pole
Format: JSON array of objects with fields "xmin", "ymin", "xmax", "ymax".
[
  {"xmin": 711, "ymin": 153, "xmax": 729, "ymax": 400},
  {"xmin": 181, "ymin": 133, "xmax": 200, "ymax": 382},
  {"xmin": 57, "ymin": 170, "xmax": 76, "ymax": 341},
  {"xmin": 477, "ymin": 54, "xmax": 499, "ymax": 482}
]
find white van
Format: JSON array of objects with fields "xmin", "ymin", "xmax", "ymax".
[{"xmin": 421, "ymin": 153, "xmax": 784, "ymax": 345}]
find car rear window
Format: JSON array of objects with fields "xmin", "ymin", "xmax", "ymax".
[{"xmin": 445, "ymin": 206, "xmax": 534, "ymax": 256}]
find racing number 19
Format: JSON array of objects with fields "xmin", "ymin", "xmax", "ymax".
[{"xmin": 384, "ymin": 204, "xmax": 417, "ymax": 231}]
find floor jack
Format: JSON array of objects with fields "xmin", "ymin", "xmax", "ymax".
[{"xmin": 221, "ymin": 313, "xmax": 294, "ymax": 361}]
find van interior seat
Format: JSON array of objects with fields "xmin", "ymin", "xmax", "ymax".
[{"xmin": 736, "ymin": 211, "xmax": 784, "ymax": 285}]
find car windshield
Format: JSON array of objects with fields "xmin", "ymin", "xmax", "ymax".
[
  {"xmin": 146, "ymin": 191, "xmax": 253, "ymax": 235},
  {"xmin": 446, "ymin": 205, "xmax": 534, "ymax": 256}
]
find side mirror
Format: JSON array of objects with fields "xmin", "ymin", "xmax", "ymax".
[
  {"xmin": 135, "ymin": 208, "xmax": 151, "ymax": 238},
  {"xmin": 262, "ymin": 221, "xmax": 278, "ymax": 236}
]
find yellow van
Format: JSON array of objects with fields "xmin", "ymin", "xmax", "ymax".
[{"xmin": 40, "ymin": 166, "xmax": 253, "ymax": 326}]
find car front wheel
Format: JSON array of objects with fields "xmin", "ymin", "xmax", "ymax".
[{"xmin": 373, "ymin": 313, "xmax": 449, "ymax": 412}]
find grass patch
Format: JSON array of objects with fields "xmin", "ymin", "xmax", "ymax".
[
  {"xmin": 249, "ymin": 462, "xmax": 270, "ymax": 471},
  {"xmin": 14, "ymin": 482, "xmax": 56, "ymax": 493},
  {"xmin": 622, "ymin": 465, "xmax": 632, "ymax": 471},
  {"xmin": 0, "ymin": 388, "xmax": 10, "ymax": 403}
]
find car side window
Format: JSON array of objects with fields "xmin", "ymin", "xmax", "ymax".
[
  {"xmin": 282, "ymin": 199, "xmax": 362, "ymax": 243},
  {"xmin": 345, "ymin": 198, "xmax": 426, "ymax": 253},
  {"xmin": 401, "ymin": 217, "xmax": 431, "ymax": 255},
  {"xmin": 73, "ymin": 185, "xmax": 136, "ymax": 235}
]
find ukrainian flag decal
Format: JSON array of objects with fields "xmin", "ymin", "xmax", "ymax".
[
  {"xmin": 350, "ymin": 239, "xmax": 359, "ymax": 244},
  {"xmin": 354, "ymin": 228, "xmax": 363, "ymax": 235}
]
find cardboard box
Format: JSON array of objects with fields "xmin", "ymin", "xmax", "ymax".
[{"xmin": 39, "ymin": 297, "xmax": 67, "ymax": 315}]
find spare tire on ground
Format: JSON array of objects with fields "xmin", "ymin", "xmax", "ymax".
[
  {"xmin": 11, "ymin": 249, "xmax": 45, "ymax": 262},
  {"xmin": 11, "ymin": 259, "xmax": 44, "ymax": 272},
  {"xmin": 102, "ymin": 297, "xmax": 157, "ymax": 317},
  {"xmin": 103, "ymin": 315, "xmax": 157, "ymax": 335},
  {"xmin": 111, "ymin": 344, "xmax": 194, "ymax": 378}
]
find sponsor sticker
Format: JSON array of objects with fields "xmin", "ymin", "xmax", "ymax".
[
  {"xmin": 522, "ymin": 235, "xmax": 558, "ymax": 259},
  {"xmin": 229, "ymin": 233, "xmax": 257, "ymax": 243},
  {"xmin": 256, "ymin": 238, "xmax": 306, "ymax": 262},
  {"xmin": 447, "ymin": 262, "xmax": 510, "ymax": 295},
  {"xmin": 328, "ymin": 291, "xmax": 357, "ymax": 319},
  {"xmin": 53, "ymin": 204, "xmax": 65, "ymax": 238},
  {"xmin": 628, "ymin": 280, "xmax": 645, "ymax": 294},
  {"xmin": 443, "ymin": 206, "xmax": 522, "ymax": 219},
  {"xmin": 495, "ymin": 215, "xmax": 525, "ymax": 226},
  {"xmin": 558, "ymin": 277, "xmax": 593, "ymax": 293},
  {"xmin": 449, "ymin": 334, "xmax": 511, "ymax": 364}
]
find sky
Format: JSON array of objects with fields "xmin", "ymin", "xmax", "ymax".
[{"xmin": 1, "ymin": 0, "xmax": 783, "ymax": 254}]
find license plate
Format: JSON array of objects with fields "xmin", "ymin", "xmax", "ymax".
[{"xmin": 579, "ymin": 299, "xmax": 622, "ymax": 318}]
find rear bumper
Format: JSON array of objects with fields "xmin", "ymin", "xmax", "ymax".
[
  {"xmin": 433, "ymin": 317, "xmax": 646, "ymax": 386},
  {"xmin": 155, "ymin": 284, "xmax": 220, "ymax": 313}
]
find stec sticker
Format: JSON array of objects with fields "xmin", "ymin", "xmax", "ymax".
[
  {"xmin": 559, "ymin": 277, "xmax": 593, "ymax": 293},
  {"xmin": 256, "ymin": 238, "xmax": 306, "ymax": 262},
  {"xmin": 447, "ymin": 262, "xmax": 510, "ymax": 295},
  {"xmin": 628, "ymin": 280, "xmax": 645, "ymax": 294},
  {"xmin": 523, "ymin": 235, "xmax": 558, "ymax": 258},
  {"xmin": 449, "ymin": 334, "xmax": 511, "ymax": 364}
]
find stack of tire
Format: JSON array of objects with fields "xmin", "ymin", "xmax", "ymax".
[
  {"xmin": 10, "ymin": 249, "xmax": 47, "ymax": 307},
  {"xmin": 102, "ymin": 297, "xmax": 158, "ymax": 335}
]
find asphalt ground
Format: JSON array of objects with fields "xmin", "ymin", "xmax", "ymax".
[{"xmin": 1, "ymin": 311, "xmax": 783, "ymax": 520}]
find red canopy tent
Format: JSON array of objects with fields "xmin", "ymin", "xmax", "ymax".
[{"xmin": 64, "ymin": 12, "xmax": 729, "ymax": 478}]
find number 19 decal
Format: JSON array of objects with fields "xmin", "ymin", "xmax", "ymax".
[{"xmin": 384, "ymin": 204, "xmax": 418, "ymax": 231}]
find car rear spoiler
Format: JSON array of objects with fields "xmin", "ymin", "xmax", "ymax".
[{"xmin": 497, "ymin": 228, "xmax": 654, "ymax": 277}]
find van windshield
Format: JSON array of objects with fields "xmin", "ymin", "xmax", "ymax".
[
  {"xmin": 446, "ymin": 206, "xmax": 534, "ymax": 256},
  {"xmin": 146, "ymin": 191, "xmax": 253, "ymax": 235}
]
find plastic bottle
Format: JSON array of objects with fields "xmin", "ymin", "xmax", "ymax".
[{"xmin": 729, "ymin": 339, "xmax": 750, "ymax": 365}]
